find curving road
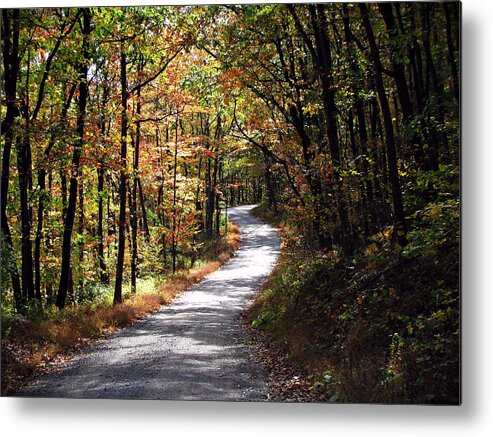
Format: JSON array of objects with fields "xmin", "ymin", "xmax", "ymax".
[{"xmin": 17, "ymin": 205, "xmax": 280, "ymax": 401}]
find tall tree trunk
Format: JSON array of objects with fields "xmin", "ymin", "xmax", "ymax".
[
  {"xmin": 1, "ymin": 9, "xmax": 23, "ymax": 309},
  {"xmin": 263, "ymin": 151, "xmax": 277, "ymax": 213},
  {"xmin": 77, "ymin": 173, "xmax": 84, "ymax": 295},
  {"xmin": 342, "ymin": 2, "xmax": 377, "ymax": 228},
  {"xmin": 171, "ymin": 116, "xmax": 179, "ymax": 274},
  {"xmin": 205, "ymin": 158, "xmax": 214, "ymax": 239},
  {"xmin": 378, "ymin": 3, "xmax": 426, "ymax": 168},
  {"xmin": 137, "ymin": 178, "xmax": 150, "ymax": 242},
  {"xmin": 130, "ymin": 83, "xmax": 142, "ymax": 293},
  {"xmin": 443, "ymin": 2, "xmax": 460, "ymax": 103},
  {"xmin": 311, "ymin": 4, "xmax": 353, "ymax": 253},
  {"xmin": 114, "ymin": 42, "xmax": 128, "ymax": 305},
  {"xmin": 97, "ymin": 167, "xmax": 108, "ymax": 284},
  {"xmin": 215, "ymin": 160, "xmax": 221, "ymax": 237},
  {"xmin": 34, "ymin": 148, "xmax": 49, "ymax": 301},
  {"xmin": 213, "ymin": 115, "xmax": 222, "ymax": 237},
  {"xmin": 96, "ymin": 80, "xmax": 110, "ymax": 286},
  {"xmin": 18, "ymin": 46, "xmax": 35, "ymax": 302},
  {"xmin": 360, "ymin": 3, "xmax": 407, "ymax": 247},
  {"xmin": 34, "ymin": 83, "xmax": 76, "ymax": 301},
  {"xmin": 56, "ymin": 8, "xmax": 91, "ymax": 309}
]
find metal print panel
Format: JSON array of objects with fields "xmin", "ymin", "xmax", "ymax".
[{"xmin": 1, "ymin": 1, "xmax": 460, "ymax": 404}]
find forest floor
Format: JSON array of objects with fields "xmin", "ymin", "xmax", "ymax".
[{"xmin": 14, "ymin": 205, "xmax": 283, "ymax": 400}]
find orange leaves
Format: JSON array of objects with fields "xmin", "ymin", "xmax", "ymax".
[
  {"xmin": 196, "ymin": 145, "xmax": 217, "ymax": 159},
  {"xmin": 218, "ymin": 67, "xmax": 245, "ymax": 94}
]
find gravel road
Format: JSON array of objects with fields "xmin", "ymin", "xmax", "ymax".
[{"xmin": 17, "ymin": 205, "xmax": 280, "ymax": 401}]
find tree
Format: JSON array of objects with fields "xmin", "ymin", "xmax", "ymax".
[
  {"xmin": 359, "ymin": 3, "xmax": 407, "ymax": 247},
  {"xmin": 56, "ymin": 8, "xmax": 92, "ymax": 309},
  {"xmin": 1, "ymin": 9, "xmax": 23, "ymax": 309}
]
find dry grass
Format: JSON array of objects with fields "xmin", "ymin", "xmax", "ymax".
[{"xmin": 1, "ymin": 223, "xmax": 240, "ymax": 395}]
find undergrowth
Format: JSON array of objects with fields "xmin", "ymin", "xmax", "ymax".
[
  {"xmin": 248, "ymin": 205, "xmax": 459, "ymax": 404},
  {"xmin": 1, "ymin": 223, "xmax": 239, "ymax": 395}
]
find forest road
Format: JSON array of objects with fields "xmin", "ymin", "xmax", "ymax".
[{"xmin": 17, "ymin": 205, "xmax": 280, "ymax": 401}]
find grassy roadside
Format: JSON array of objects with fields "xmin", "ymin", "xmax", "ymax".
[
  {"xmin": 1, "ymin": 223, "xmax": 239, "ymax": 395},
  {"xmin": 247, "ymin": 205, "xmax": 459, "ymax": 404}
]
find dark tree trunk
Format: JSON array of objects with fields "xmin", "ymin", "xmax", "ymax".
[
  {"xmin": 215, "ymin": 160, "xmax": 222, "ymax": 236},
  {"xmin": 97, "ymin": 167, "xmax": 108, "ymax": 284},
  {"xmin": 443, "ymin": 2, "xmax": 460, "ymax": 103},
  {"xmin": 34, "ymin": 83, "xmax": 76, "ymax": 301},
  {"xmin": 1, "ymin": 9, "xmax": 23, "ymax": 309},
  {"xmin": 130, "ymin": 84, "xmax": 142, "ymax": 293},
  {"xmin": 96, "ymin": 80, "xmax": 110, "ymax": 286},
  {"xmin": 195, "ymin": 156, "xmax": 204, "ymax": 231},
  {"xmin": 420, "ymin": 3, "xmax": 443, "ymax": 170},
  {"xmin": 378, "ymin": 3, "xmax": 426, "ymax": 168},
  {"xmin": 378, "ymin": 4, "xmax": 414, "ymax": 121},
  {"xmin": 34, "ymin": 157, "xmax": 48, "ymax": 301},
  {"xmin": 60, "ymin": 171, "xmax": 68, "ymax": 219},
  {"xmin": 213, "ymin": 116, "xmax": 222, "ymax": 237},
  {"xmin": 77, "ymin": 173, "xmax": 84, "ymax": 295},
  {"xmin": 310, "ymin": 4, "xmax": 341, "ymax": 167},
  {"xmin": 171, "ymin": 117, "xmax": 179, "ymax": 274},
  {"xmin": 263, "ymin": 151, "xmax": 277, "ymax": 213},
  {"xmin": 114, "ymin": 42, "xmax": 128, "ymax": 305},
  {"xmin": 205, "ymin": 158, "xmax": 214, "ymax": 239},
  {"xmin": 312, "ymin": 4, "xmax": 353, "ymax": 253},
  {"xmin": 137, "ymin": 178, "xmax": 150, "ymax": 242},
  {"xmin": 56, "ymin": 8, "xmax": 91, "ymax": 309},
  {"xmin": 17, "ymin": 44, "xmax": 35, "ymax": 302},
  {"xmin": 360, "ymin": 3, "xmax": 407, "ymax": 247},
  {"xmin": 343, "ymin": 3, "xmax": 376, "ymax": 237}
]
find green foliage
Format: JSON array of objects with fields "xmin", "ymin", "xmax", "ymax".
[{"xmin": 249, "ymin": 230, "xmax": 459, "ymax": 403}]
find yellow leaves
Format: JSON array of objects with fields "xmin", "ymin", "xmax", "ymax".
[
  {"xmin": 364, "ymin": 243, "xmax": 378, "ymax": 257},
  {"xmin": 304, "ymin": 102, "xmax": 321, "ymax": 116},
  {"xmin": 431, "ymin": 309, "xmax": 448, "ymax": 323},
  {"xmin": 383, "ymin": 227, "xmax": 393, "ymax": 241},
  {"xmin": 406, "ymin": 324, "xmax": 414, "ymax": 335},
  {"xmin": 428, "ymin": 205, "xmax": 442, "ymax": 221}
]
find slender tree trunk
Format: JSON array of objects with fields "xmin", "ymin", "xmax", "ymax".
[
  {"xmin": 378, "ymin": 3, "xmax": 426, "ymax": 168},
  {"xmin": 34, "ymin": 83, "xmax": 76, "ymax": 301},
  {"xmin": 314, "ymin": 4, "xmax": 355, "ymax": 253},
  {"xmin": 130, "ymin": 84, "xmax": 142, "ymax": 293},
  {"xmin": 114, "ymin": 42, "xmax": 128, "ymax": 304},
  {"xmin": 34, "ymin": 158, "xmax": 47, "ymax": 301},
  {"xmin": 342, "ymin": 2, "xmax": 377, "ymax": 225},
  {"xmin": 263, "ymin": 151, "xmax": 277, "ymax": 213},
  {"xmin": 1, "ymin": 9, "xmax": 23, "ymax": 309},
  {"xmin": 17, "ymin": 44, "xmax": 35, "ymax": 302},
  {"xmin": 97, "ymin": 167, "xmax": 108, "ymax": 284},
  {"xmin": 443, "ymin": 2, "xmax": 460, "ymax": 103},
  {"xmin": 77, "ymin": 173, "xmax": 84, "ymax": 295},
  {"xmin": 360, "ymin": 3, "xmax": 407, "ymax": 247},
  {"xmin": 171, "ymin": 116, "xmax": 179, "ymax": 274},
  {"xmin": 215, "ymin": 160, "xmax": 221, "ymax": 237},
  {"xmin": 60, "ymin": 170, "xmax": 68, "ymax": 219},
  {"xmin": 96, "ymin": 80, "xmax": 110, "ymax": 286},
  {"xmin": 56, "ymin": 8, "xmax": 91, "ymax": 309},
  {"xmin": 205, "ymin": 158, "xmax": 214, "ymax": 239},
  {"xmin": 213, "ymin": 116, "xmax": 222, "ymax": 237},
  {"xmin": 137, "ymin": 178, "xmax": 150, "ymax": 242},
  {"xmin": 195, "ymin": 156, "xmax": 204, "ymax": 232}
]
